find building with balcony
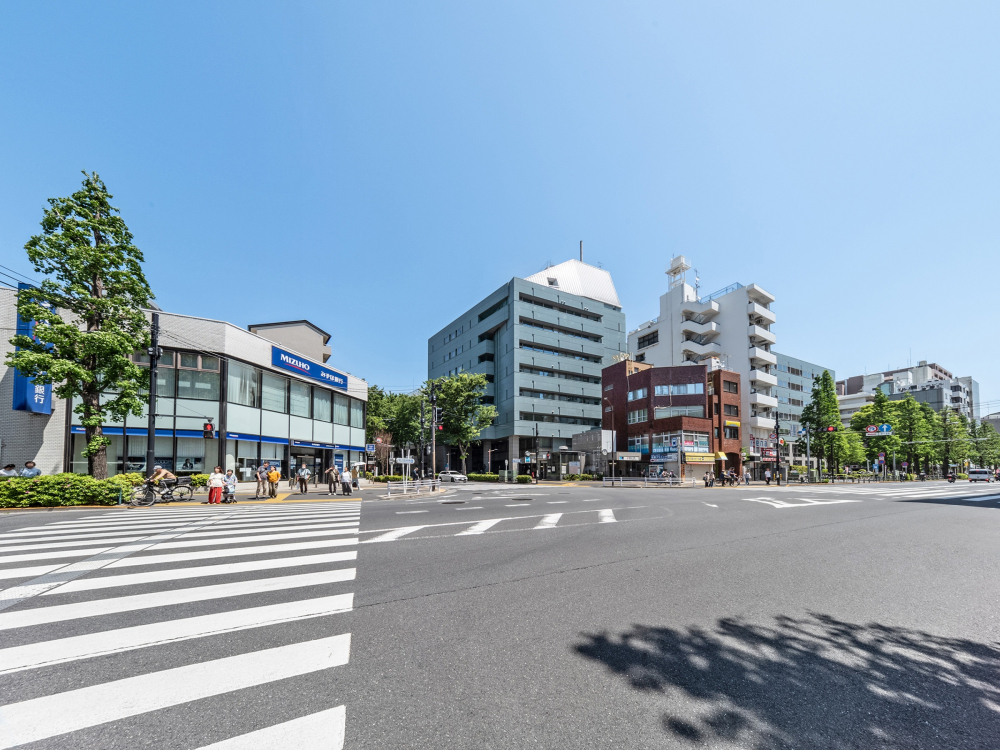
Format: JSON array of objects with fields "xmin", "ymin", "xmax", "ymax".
[
  {"xmin": 426, "ymin": 259, "xmax": 626, "ymax": 476},
  {"xmin": 772, "ymin": 352, "xmax": 835, "ymax": 469},
  {"xmin": 627, "ymin": 256, "xmax": 777, "ymax": 455},
  {"xmin": 836, "ymin": 361, "xmax": 980, "ymax": 421},
  {"xmin": 600, "ymin": 359, "xmax": 743, "ymax": 479}
]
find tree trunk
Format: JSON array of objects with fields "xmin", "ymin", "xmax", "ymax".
[
  {"xmin": 460, "ymin": 448, "xmax": 467, "ymax": 475},
  {"xmin": 82, "ymin": 386, "xmax": 107, "ymax": 479}
]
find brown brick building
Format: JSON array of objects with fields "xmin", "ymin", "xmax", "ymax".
[{"xmin": 601, "ymin": 360, "xmax": 743, "ymax": 478}]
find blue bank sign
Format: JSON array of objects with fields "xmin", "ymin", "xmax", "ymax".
[
  {"xmin": 12, "ymin": 282, "xmax": 53, "ymax": 415},
  {"xmin": 271, "ymin": 347, "xmax": 347, "ymax": 391}
]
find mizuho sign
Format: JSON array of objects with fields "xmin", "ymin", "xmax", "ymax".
[{"xmin": 271, "ymin": 346, "xmax": 347, "ymax": 390}]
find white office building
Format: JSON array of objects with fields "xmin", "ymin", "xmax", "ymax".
[
  {"xmin": 837, "ymin": 361, "xmax": 980, "ymax": 422},
  {"xmin": 627, "ymin": 256, "xmax": 778, "ymax": 454}
]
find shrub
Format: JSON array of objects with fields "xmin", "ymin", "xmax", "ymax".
[
  {"xmin": 790, "ymin": 464, "xmax": 808, "ymax": 473},
  {"xmin": 515, "ymin": 475, "xmax": 533, "ymax": 483},
  {"xmin": 188, "ymin": 473, "xmax": 209, "ymax": 488},
  {"xmin": 564, "ymin": 474, "xmax": 596, "ymax": 481},
  {"xmin": 467, "ymin": 473, "xmax": 499, "ymax": 482},
  {"xmin": 957, "ymin": 473, "xmax": 968, "ymax": 480},
  {"xmin": 371, "ymin": 474, "xmax": 405, "ymax": 482},
  {"xmin": 0, "ymin": 473, "xmax": 123, "ymax": 508}
]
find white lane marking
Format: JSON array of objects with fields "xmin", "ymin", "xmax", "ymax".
[
  {"xmin": 598, "ymin": 509, "xmax": 617, "ymax": 523},
  {"xmin": 46, "ymin": 552, "xmax": 358, "ymax": 595},
  {"xmin": 0, "ymin": 633, "xmax": 351, "ymax": 749},
  {"xmin": 0, "ymin": 569, "xmax": 356, "ymax": 631},
  {"xmin": 106, "ymin": 538, "xmax": 359, "ymax": 569},
  {"xmin": 361, "ymin": 526, "xmax": 426, "ymax": 544},
  {"xmin": 151, "ymin": 527, "xmax": 359, "ymax": 550},
  {"xmin": 583, "ymin": 499, "xmax": 600, "ymax": 502},
  {"xmin": 456, "ymin": 519, "xmax": 505, "ymax": 536},
  {"xmin": 703, "ymin": 503, "xmax": 718, "ymax": 508},
  {"xmin": 533, "ymin": 514, "xmax": 562, "ymax": 530},
  {"xmin": 0, "ymin": 546, "xmax": 116, "ymax": 565},
  {"xmin": 455, "ymin": 507, "xmax": 483, "ymax": 510},
  {"xmin": 743, "ymin": 497, "xmax": 861, "ymax": 508},
  {"xmin": 0, "ymin": 594, "xmax": 354, "ymax": 675},
  {"xmin": 194, "ymin": 705, "xmax": 346, "ymax": 750},
  {"xmin": 0, "ymin": 536, "xmax": 148, "ymax": 554},
  {"xmin": 357, "ymin": 506, "xmax": 647, "ymax": 535},
  {"xmin": 547, "ymin": 501, "xmax": 568, "ymax": 504},
  {"xmin": 505, "ymin": 504, "xmax": 526, "ymax": 507},
  {"xmin": 0, "ymin": 563, "xmax": 65, "ymax": 581},
  {"xmin": 396, "ymin": 510, "xmax": 428, "ymax": 514}
]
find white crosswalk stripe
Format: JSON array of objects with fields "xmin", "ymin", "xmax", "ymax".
[{"xmin": 0, "ymin": 501, "xmax": 362, "ymax": 748}]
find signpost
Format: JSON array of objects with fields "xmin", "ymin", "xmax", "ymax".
[
  {"xmin": 365, "ymin": 444, "xmax": 376, "ymax": 454},
  {"xmin": 395, "ymin": 457, "xmax": 415, "ymax": 465}
]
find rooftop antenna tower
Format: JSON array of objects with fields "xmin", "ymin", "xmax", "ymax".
[
  {"xmin": 694, "ymin": 268, "xmax": 701, "ymax": 298},
  {"xmin": 666, "ymin": 255, "xmax": 691, "ymax": 290},
  {"xmin": 579, "ymin": 240, "xmax": 582, "ymax": 262}
]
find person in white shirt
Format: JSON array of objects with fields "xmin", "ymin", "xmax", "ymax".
[
  {"xmin": 206, "ymin": 466, "xmax": 226, "ymax": 504},
  {"xmin": 0, "ymin": 464, "xmax": 18, "ymax": 477},
  {"xmin": 224, "ymin": 469, "xmax": 238, "ymax": 503}
]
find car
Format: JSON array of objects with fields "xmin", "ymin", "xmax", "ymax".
[
  {"xmin": 438, "ymin": 470, "xmax": 468, "ymax": 483},
  {"xmin": 967, "ymin": 468, "xmax": 992, "ymax": 482}
]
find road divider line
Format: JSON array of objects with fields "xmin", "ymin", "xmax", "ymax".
[
  {"xmin": 106, "ymin": 537, "xmax": 359, "ymax": 568},
  {"xmin": 533, "ymin": 514, "xmax": 562, "ymax": 530},
  {"xmin": 456, "ymin": 519, "xmax": 506, "ymax": 535},
  {"xmin": 598, "ymin": 509, "xmax": 617, "ymax": 523},
  {"xmin": 194, "ymin": 705, "xmax": 345, "ymax": 750},
  {"xmin": 361, "ymin": 526, "xmax": 425, "ymax": 543},
  {"xmin": 0, "ymin": 633, "xmax": 351, "ymax": 749}
]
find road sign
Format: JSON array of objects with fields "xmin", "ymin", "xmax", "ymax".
[
  {"xmin": 902, "ymin": 462, "xmax": 908, "ymax": 468},
  {"xmin": 395, "ymin": 457, "xmax": 415, "ymax": 465},
  {"xmin": 376, "ymin": 437, "xmax": 383, "ymax": 444},
  {"xmin": 365, "ymin": 444, "xmax": 376, "ymax": 454},
  {"xmin": 877, "ymin": 423, "xmax": 893, "ymax": 435},
  {"xmin": 769, "ymin": 433, "xmax": 777, "ymax": 439},
  {"xmin": 866, "ymin": 425, "xmax": 878, "ymax": 435},
  {"xmin": 798, "ymin": 428, "xmax": 806, "ymax": 436},
  {"xmin": 778, "ymin": 438, "xmax": 785, "ymax": 445},
  {"xmin": 878, "ymin": 453, "xmax": 885, "ymax": 460}
]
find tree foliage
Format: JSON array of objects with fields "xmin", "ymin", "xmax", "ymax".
[
  {"xmin": 432, "ymin": 373, "xmax": 498, "ymax": 474},
  {"xmin": 797, "ymin": 370, "xmax": 840, "ymax": 470},
  {"xmin": 5, "ymin": 173, "xmax": 153, "ymax": 479}
]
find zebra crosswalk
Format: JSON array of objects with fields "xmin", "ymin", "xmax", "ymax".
[
  {"xmin": 0, "ymin": 501, "xmax": 361, "ymax": 749},
  {"xmin": 769, "ymin": 482, "xmax": 1000, "ymax": 501}
]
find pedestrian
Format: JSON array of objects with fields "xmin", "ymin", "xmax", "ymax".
[
  {"xmin": 351, "ymin": 465, "xmax": 358, "ymax": 489},
  {"xmin": 19, "ymin": 461, "xmax": 41, "ymax": 478},
  {"xmin": 224, "ymin": 469, "xmax": 238, "ymax": 502},
  {"xmin": 267, "ymin": 466, "xmax": 281, "ymax": 497},
  {"xmin": 0, "ymin": 464, "xmax": 18, "ymax": 477},
  {"xmin": 764, "ymin": 468, "xmax": 772, "ymax": 485},
  {"xmin": 325, "ymin": 464, "xmax": 340, "ymax": 495},
  {"xmin": 743, "ymin": 469, "xmax": 751, "ymax": 486},
  {"xmin": 341, "ymin": 470, "xmax": 352, "ymax": 496},
  {"xmin": 703, "ymin": 472, "xmax": 710, "ymax": 488},
  {"xmin": 206, "ymin": 466, "xmax": 225, "ymax": 504},
  {"xmin": 296, "ymin": 463, "xmax": 312, "ymax": 494},
  {"xmin": 288, "ymin": 464, "xmax": 297, "ymax": 490},
  {"xmin": 255, "ymin": 462, "xmax": 270, "ymax": 499}
]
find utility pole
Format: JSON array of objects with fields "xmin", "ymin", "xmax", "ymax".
[
  {"xmin": 145, "ymin": 312, "xmax": 161, "ymax": 477},
  {"xmin": 419, "ymin": 398, "xmax": 426, "ymax": 480},
  {"xmin": 774, "ymin": 407, "xmax": 781, "ymax": 486},
  {"xmin": 805, "ymin": 429, "xmax": 811, "ymax": 483},
  {"xmin": 430, "ymin": 382, "xmax": 437, "ymax": 487}
]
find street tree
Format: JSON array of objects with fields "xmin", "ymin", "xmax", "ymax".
[
  {"xmin": 970, "ymin": 421, "xmax": 1000, "ymax": 469},
  {"xmin": 365, "ymin": 385, "xmax": 391, "ymax": 443},
  {"xmin": 849, "ymin": 390, "xmax": 903, "ymax": 468},
  {"xmin": 938, "ymin": 407, "xmax": 970, "ymax": 474},
  {"xmin": 5, "ymin": 173, "xmax": 153, "ymax": 479},
  {"xmin": 433, "ymin": 373, "xmax": 498, "ymax": 474},
  {"xmin": 893, "ymin": 395, "xmax": 930, "ymax": 473},
  {"xmin": 797, "ymin": 370, "xmax": 840, "ymax": 473}
]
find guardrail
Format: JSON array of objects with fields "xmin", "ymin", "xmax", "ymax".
[
  {"xmin": 386, "ymin": 479, "xmax": 442, "ymax": 496},
  {"xmin": 602, "ymin": 476, "xmax": 687, "ymax": 488}
]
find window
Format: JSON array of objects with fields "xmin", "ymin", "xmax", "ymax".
[
  {"xmin": 724, "ymin": 404, "xmax": 739, "ymax": 416},
  {"xmin": 478, "ymin": 297, "xmax": 508, "ymax": 322},
  {"xmin": 350, "ymin": 398, "xmax": 363, "ymax": 428},
  {"xmin": 177, "ymin": 370, "xmax": 220, "ymax": 401},
  {"xmin": 519, "ymin": 342, "xmax": 602, "ymax": 363},
  {"xmin": 789, "ymin": 398, "xmax": 803, "ymax": 407},
  {"xmin": 289, "ymin": 381, "xmax": 311, "ymax": 418},
  {"xmin": 724, "ymin": 426, "xmax": 739, "ymax": 440},
  {"xmin": 518, "ymin": 412, "xmax": 602, "ymax": 427},
  {"xmin": 521, "ymin": 365, "xmax": 601, "ymax": 385},
  {"xmin": 627, "ymin": 388, "xmax": 647, "ymax": 401},
  {"xmin": 228, "ymin": 362, "xmax": 259, "ymax": 407},
  {"xmin": 723, "ymin": 381, "xmax": 739, "ymax": 394},
  {"xmin": 313, "ymin": 389, "xmax": 332, "ymax": 422},
  {"xmin": 519, "ymin": 318, "xmax": 602, "ymax": 342},
  {"xmin": 334, "ymin": 394, "xmax": 349, "ymax": 425},
  {"xmin": 714, "ymin": 427, "xmax": 720, "ymax": 438},
  {"xmin": 628, "ymin": 435, "xmax": 649, "ymax": 454},
  {"xmin": 179, "ymin": 353, "xmax": 199, "ymax": 369},
  {"xmin": 654, "ymin": 383, "xmax": 704, "ymax": 396},
  {"xmin": 637, "ymin": 330, "xmax": 659, "ymax": 349},
  {"xmin": 627, "ymin": 408, "xmax": 648, "ymax": 424},
  {"xmin": 520, "ymin": 389, "xmax": 600, "ymax": 406},
  {"xmin": 261, "ymin": 373, "xmax": 288, "ymax": 413},
  {"xmin": 714, "ymin": 402, "xmax": 720, "ymax": 415},
  {"xmin": 155, "ymin": 367, "xmax": 176, "ymax": 398},
  {"xmin": 518, "ymin": 293, "xmax": 602, "ymax": 321},
  {"xmin": 788, "ymin": 367, "xmax": 803, "ymax": 377},
  {"xmin": 654, "ymin": 405, "xmax": 705, "ymax": 419},
  {"xmin": 604, "ymin": 384, "xmax": 614, "ymax": 391},
  {"xmin": 635, "ymin": 353, "xmax": 646, "ymax": 362},
  {"xmin": 682, "ymin": 433, "xmax": 710, "ymax": 452}
]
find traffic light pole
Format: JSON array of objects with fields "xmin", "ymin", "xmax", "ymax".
[
  {"xmin": 419, "ymin": 399, "xmax": 426, "ymax": 480},
  {"xmin": 774, "ymin": 408, "xmax": 781, "ymax": 486},
  {"xmin": 144, "ymin": 313, "xmax": 160, "ymax": 478},
  {"xmin": 430, "ymin": 383, "xmax": 437, "ymax": 489}
]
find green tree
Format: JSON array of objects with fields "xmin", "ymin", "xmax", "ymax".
[
  {"xmin": 917, "ymin": 402, "xmax": 941, "ymax": 475},
  {"xmin": 894, "ymin": 395, "xmax": 930, "ymax": 472},
  {"xmin": 970, "ymin": 421, "xmax": 1000, "ymax": 468},
  {"xmin": 387, "ymin": 391, "xmax": 424, "ymax": 449},
  {"xmin": 831, "ymin": 429, "xmax": 866, "ymax": 470},
  {"xmin": 849, "ymin": 390, "xmax": 903, "ymax": 468},
  {"xmin": 797, "ymin": 370, "xmax": 840, "ymax": 473},
  {"xmin": 6, "ymin": 173, "xmax": 153, "ymax": 479},
  {"xmin": 433, "ymin": 373, "xmax": 498, "ymax": 474},
  {"xmin": 365, "ymin": 384, "xmax": 391, "ymax": 442},
  {"xmin": 939, "ymin": 407, "xmax": 970, "ymax": 474}
]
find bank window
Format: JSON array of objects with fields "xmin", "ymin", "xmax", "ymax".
[
  {"xmin": 627, "ymin": 388, "xmax": 647, "ymax": 401},
  {"xmin": 723, "ymin": 381, "xmax": 739, "ymax": 394},
  {"xmin": 724, "ymin": 404, "xmax": 739, "ymax": 416},
  {"xmin": 179, "ymin": 353, "xmax": 199, "ymax": 369},
  {"xmin": 177, "ymin": 368, "xmax": 220, "ymax": 401},
  {"xmin": 289, "ymin": 381, "xmax": 311, "ymax": 418},
  {"xmin": 334, "ymin": 394, "xmax": 349, "ymax": 425},
  {"xmin": 627, "ymin": 408, "xmax": 647, "ymax": 424},
  {"xmin": 228, "ymin": 362, "xmax": 259, "ymax": 408},
  {"xmin": 724, "ymin": 426, "xmax": 739, "ymax": 439},
  {"xmin": 313, "ymin": 389, "xmax": 332, "ymax": 422},
  {"xmin": 261, "ymin": 373, "xmax": 289, "ymax": 413},
  {"xmin": 350, "ymin": 398, "xmax": 363, "ymax": 428}
]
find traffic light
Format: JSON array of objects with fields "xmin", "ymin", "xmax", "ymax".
[
  {"xmin": 203, "ymin": 422, "xmax": 214, "ymax": 438},
  {"xmin": 825, "ymin": 426, "xmax": 835, "ymax": 432},
  {"xmin": 433, "ymin": 407, "xmax": 443, "ymax": 423}
]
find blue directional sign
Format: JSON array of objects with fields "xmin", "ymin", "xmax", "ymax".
[{"xmin": 877, "ymin": 423, "xmax": 893, "ymax": 435}]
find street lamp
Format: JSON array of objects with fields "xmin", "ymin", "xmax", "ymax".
[{"xmin": 486, "ymin": 447, "xmax": 500, "ymax": 474}]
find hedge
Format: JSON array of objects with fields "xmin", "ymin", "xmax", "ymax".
[
  {"xmin": 563, "ymin": 474, "xmax": 596, "ymax": 481},
  {"xmin": 516, "ymin": 475, "xmax": 532, "ymax": 483},
  {"xmin": 467, "ymin": 473, "xmax": 499, "ymax": 482},
  {"xmin": 0, "ymin": 474, "xmax": 128, "ymax": 508}
]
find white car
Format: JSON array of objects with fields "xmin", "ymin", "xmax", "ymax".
[
  {"xmin": 438, "ymin": 470, "xmax": 468, "ymax": 483},
  {"xmin": 967, "ymin": 469, "xmax": 992, "ymax": 482}
]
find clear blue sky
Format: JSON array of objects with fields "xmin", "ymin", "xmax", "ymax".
[{"xmin": 2, "ymin": 3, "xmax": 998, "ymax": 411}]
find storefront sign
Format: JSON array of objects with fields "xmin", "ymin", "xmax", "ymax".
[
  {"xmin": 724, "ymin": 420, "xmax": 740, "ymax": 427},
  {"xmin": 271, "ymin": 347, "xmax": 347, "ymax": 390},
  {"xmin": 684, "ymin": 452, "xmax": 716, "ymax": 462},
  {"xmin": 650, "ymin": 452, "xmax": 678, "ymax": 463},
  {"xmin": 616, "ymin": 452, "xmax": 642, "ymax": 461},
  {"xmin": 12, "ymin": 283, "xmax": 52, "ymax": 414}
]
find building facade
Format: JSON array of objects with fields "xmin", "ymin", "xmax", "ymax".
[
  {"xmin": 627, "ymin": 256, "xmax": 776, "ymax": 470},
  {"xmin": 2, "ymin": 284, "xmax": 369, "ymax": 480},
  {"xmin": 427, "ymin": 259, "xmax": 626, "ymax": 476},
  {"xmin": 601, "ymin": 359, "xmax": 743, "ymax": 478},
  {"xmin": 773, "ymin": 352, "xmax": 834, "ymax": 468},
  {"xmin": 837, "ymin": 361, "xmax": 980, "ymax": 421}
]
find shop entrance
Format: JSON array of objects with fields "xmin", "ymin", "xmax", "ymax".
[{"xmin": 290, "ymin": 448, "xmax": 323, "ymax": 486}]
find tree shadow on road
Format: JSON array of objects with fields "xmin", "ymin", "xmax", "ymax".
[{"xmin": 575, "ymin": 613, "xmax": 1000, "ymax": 749}]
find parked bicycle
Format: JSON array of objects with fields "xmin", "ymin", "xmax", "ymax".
[{"xmin": 130, "ymin": 477, "xmax": 194, "ymax": 506}]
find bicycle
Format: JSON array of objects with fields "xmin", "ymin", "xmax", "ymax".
[{"xmin": 130, "ymin": 478, "xmax": 194, "ymax": 507}]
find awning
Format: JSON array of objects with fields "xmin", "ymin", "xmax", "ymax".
[{"xmin": 714, "ymin": 452, "xmax": 727, "ymax": 460}]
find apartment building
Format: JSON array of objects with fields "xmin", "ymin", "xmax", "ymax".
[
  {"xmin": 773, "ymin": 352, "xmax": 835, "ymax": 468},
  {"xmin": 427, "ymin": 259, "xmax": 626, "ymax": 476},
  {"xmin": 837, "ymin": 361, "xmax": 980, "ymax": 421},
  {"xmin": 627, "ymin": 256, "xmax": 777, "ymax": 458}
]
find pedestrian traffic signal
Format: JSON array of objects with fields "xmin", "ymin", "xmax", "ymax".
[
  {"xmin": 825, "ymin": 426, "xmax": 835, "ymax": 432},
  {"xmin": 433, "ymin": 407, "xmax": 443, "ymax": 423},
  {"xmin": 203, "ymin": 422, "xmax": 214, "ymax": 438},
  {"xmin": 436, "ymin": 424, "xmax": 443, "ymax": 431}
]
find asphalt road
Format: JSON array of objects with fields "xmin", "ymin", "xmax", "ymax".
[{"xmin": 1, "ymin": 479, "xmax": 999, "ymax": 749}]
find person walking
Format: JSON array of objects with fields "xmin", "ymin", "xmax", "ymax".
[
  {"xmin": 325, "ymin": 464, "xmax": 340, "ymax": 495},
  {"xmin": 19, "ymin": 461, "xmax": 41, "ymax": 478},
  {"xmin": 341, "ymin": 469, "xmax": 352, "ymax": 496},
  {"xmin": 743, "ymin": 469, "xmax": 751, "ymax": 485},
  {"xmin": 207, "ymin": 466, "xmax": 226, "ymax": 504},
  {"xmin": 267, "ymin": 466, "xmax": 281, "ymax": 497},
  {"xmin": 255, "ymin": 462, "xmax": 270, "ymax": 500},
  {"xmin": 297, "ymin": 463, "xmax": 312, "ymax": 494},
  {"xmin": 764, "ymin": 468, "xmax": 772, "ymax": 486}
]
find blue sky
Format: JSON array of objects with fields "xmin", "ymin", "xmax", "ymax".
[{"xmin": 2, "ymin": 2, "xmax": 998, "ymax": 411}]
